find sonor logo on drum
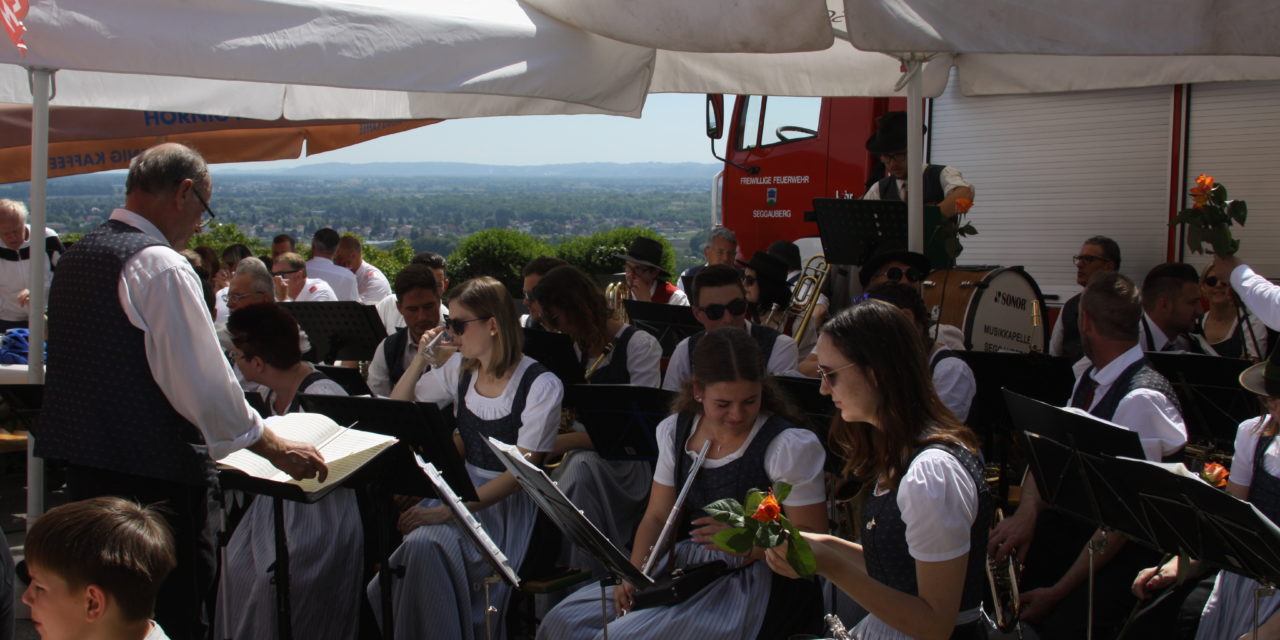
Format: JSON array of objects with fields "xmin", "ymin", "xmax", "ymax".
[{"xmin": 992, "ymin": 291, "xmax": 1027, "ymax": 311}]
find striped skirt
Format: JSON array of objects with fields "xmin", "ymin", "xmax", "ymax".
[
  {"xmin": 537, "ymin": 539, "xmax": 771, "ymax": 640},
  {"xmin": 215, "ymin": 488, "xmax": 363, "ymax": 640},
  {"xmin": 551, "ymin": 451, "xmax": 652, "ymax": 577},
  {"xmin": 1196, "ymin": 570, "xmax": 1280, "ymax": 640},
  {"xmin": 367, "ymin": 464, "xmax": 537, "ymax": 640}
]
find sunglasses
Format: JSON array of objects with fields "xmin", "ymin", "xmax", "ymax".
[
  {"xmin": 817, "ymin": 361, "xmax": 857, "ymax": 388},
  {"xmin": 1204, "ymin": 275, "xmax": 1227, "ymax": 288},
  {"xmin": 879, "ymin": 267, "xmax": 924, "ymax": 284},
  {"xmin": 445, "ymin": 315, "xmax": 491, "ymax": 336},
  {"xmin": 697, "ymin": 298, "xmax": 748, "ymax": 321},
  {"xmin": 271, "ymin": 269, "xmax": 301, "ymax": 277}
]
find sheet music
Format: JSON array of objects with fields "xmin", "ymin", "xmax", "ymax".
[
  {"xmin": 643, "ymin": 440, "xmax": 711, "ymax": 575},
  {"xmin": 217, "ymin": 412, "xmax": 396, "ymax": 491},
  {"xmin": 423, "ymin": 463, "xmax": 520, "ymax": 587}
]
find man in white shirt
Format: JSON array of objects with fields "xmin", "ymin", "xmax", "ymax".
[
  {"xmin": 271, "ymin": 233, "xmax": 295, "ymax": 260},
  {"xmin": 1216, "ymin": 253, "xmax": 1280, "ymax": 330},
  {"xmin": 375, "ymin": 251, "xmax": 450, "ymax": 334},
  {"xmin": 861, "ymin": 110, "xmax": 974, "ymax": 216},
  {"xmin": 305, "ymin": 228, "xmax": 358, "ymax": 301},
  {"xmin": 1049, "ymin": 236, "xmax": 1121, "ymax": 364},
  {"xmin": 273, "ymin": 252, "xmax": 336, "ymax": 302},
  {"xmin": 1138, "ymin": 262, "xmax": 1203, "ymax": 353},
  {"xmin": 367, "ymin": 265, "xmax": 442, "ymax": 396},
  {"xmin": 662, "ymin": 264, "xmax": 797, "ymax": 391},
  {"xmin": 333, "ymin": 235, "xmax": 391, "ymax": 304},
  {"xmin": 36, "ymin": 143, "xmax": 326, "ymax": 639},
  {"xmin": 677, "ymin": 225, "xmax": 737, "ymax": 293},
  {"xmin": 990, "ymin": 271, "xmax": 1185, "ymax": 638},
  {"xmin": 0, "ymin": 199, "xmax": 63, "ymax": 331}
]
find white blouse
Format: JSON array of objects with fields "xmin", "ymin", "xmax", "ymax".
[
  {"xmin": 652, "ymin": 413, "xmax": 826, "ymax": 507},
  {"xmin": 572, "ymin": 324, "xmax": 663, "ymax": 388},
  {"xmin": 1231, "ymin": 415, "xmax": 1280, "ymax": 487},
  {"xmin": 414, "ymin": 353, "xmax": 562, "ymax": 454},
  {"xmin": 875, "ymin": 448, "xmax": 979, "ymax": 563}
]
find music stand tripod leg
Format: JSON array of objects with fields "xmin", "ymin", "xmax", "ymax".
[
  {"xmin": 483, "ymin": 574, "xmax": 502, "ymax": 640},
  {"xmin": 599, "ymin": 574, "xmax": 619, "ymax": 640},
  {"xmin": 1085, "ymin": 530, "xmax": 1110, "ymax": 640},
  {"xmin": 272, "ymin": 497, "xmax": 294, "ymax": 640}
]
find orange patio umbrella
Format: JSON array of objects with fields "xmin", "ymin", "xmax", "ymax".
[{"xmin": 0, "ymin": 103, "xmax": 439, "ymax": 183}]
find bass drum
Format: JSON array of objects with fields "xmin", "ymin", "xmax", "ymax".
[{"xmin": 922, "ymin": 267, "xmax": 1048, "ymax": 353}]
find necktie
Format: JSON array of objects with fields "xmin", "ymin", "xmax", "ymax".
[{"xmin": 1071, "ymin": 372, "xmax": 1098, "ymax": 410}]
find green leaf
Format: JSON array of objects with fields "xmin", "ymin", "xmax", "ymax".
[
  {"xmin": 744, "ymin": 489, "xmax": 765, "ymax": 516},
  {"xmin": 754, "ymin": 521, "xmax": 785, "ymax": 548},
  {"xmin": 703, "ymin": 499, "xmax": 744, "ymax": 525},
  {"xmin": 1211, "ymin": 226, "xmax": 1236, "ymax": 257},
  {"xmin": 711, "ymin": 527, "xmax": 753, "ymax": 553},
  {"xmin": 773, "ymin": 482, "xmax": 792, "ymax": 504},
  {"xmin": 1211, "ymin": 183, "xmax": 1228, "ymax": 205},
  {"xmin": 1228, "ymin": 200, "xmax": 1248, "ymax": 226},
  {"xmin": 944, "ymin": 236, "xmax": 962, "ymax": 259},
  {"xmin": 1185, "ymin": 224, "xmax": 1204, "ymax": 254},
  {"xmin": 960, "ymin": 224, "xmax": 978, "ymax": 236},
  {"xmin": 782, "ymin": 519, "xmax": 818, "ymax": 578}
]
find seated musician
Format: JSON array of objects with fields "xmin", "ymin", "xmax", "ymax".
[
  {"xmin": 1051, "ymin": 236, "xmax": 1121, "ymax": 364},
  {"xmin": 1134, "ymin": 347, "xmax": 1280, "ymax": 639},
  {"xmin": 989, "ymin": 272, "xmax": 1186, "ymax": 639},
  {"xmin": 375, "ymin": 251, "xmax": 450, "ymax": 334},
  {"xmin": 271, "ymin": 252, "xmax": 336, "ymax": 302},
  {"xmin": 740, "ymin": 251, "xmax": 801, "ymax": 338},
  {"xmin": 662, "ymin": 264, "xmax": 799, "ymax": 392},
  {"xmin": 520, "ymin": 256, "xmax": 568, "ymax": 330},
  {"xmin": 614, "ymin": 236, "xmax": 689, "ymax": 306},
  {"xmin": 216, "ymin": 303, "xmax": 360, "ymax": 640},
  {"xmin": 530, "ymin": 264, "xmax": 662, "ymax": 573},
  {"xmin": 677, "ymin": 225, "xmax": 738, "ymax": 293},
  {"xmin": 1193, "ymin": 262, "xmax": 1268, "ymax": 359},
  {"xmin": 1215, "ymin": 253, "xmax": 1280, "ymax": 332},
  {"xmin": 1139, "ymin": 263, "xmax": 1204, "ymax": 354},
  {"xmin": 367, "ymin": 265, "xmax": 442, "ymax": 396},
  {"xmin": 538, "ymin": 327, "xmax": 827, "ymax": 639},
  {"xmin": 367, "ymin": 277, "xmax": 562, "ymax": 640},
  {"xmin": 767, "ymin": 299, "xmax": 991, "ymax": 640}
]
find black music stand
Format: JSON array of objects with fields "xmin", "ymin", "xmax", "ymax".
[
  {"xmin": 572, "ymin": 384, "xmax": 676, "ymax": 461},
  {"xmin": 521, "ymin": 328, "xmax": 585, "ymax": 393},
  {"xmin": 810, "ymin": 198, "xmax": 907, "ymax": 266},
  {"xmin": 773, "ymin": 375, "xmax": 840, "ymax": 473},
  {"xmin": 281, "ymin": 301, "xmax": 386, "ymax": 363},
  {"xmin": 423, "ymin": 462, "xmax": 520, "ymax": 640},
  {"xmin": 243, "ymin": 391, "xmax": 269, "ymax": 419},
  {"xmin": 623, "ymin": 301, "xmax": 701, "ymax": 358},
  {"xmin": 1144, "ymin": 352, "xmax": 1255, "ymax": 447},
  {"xmin": 315, "ymin": 364, "xmax": 373, "ymax": 397}
]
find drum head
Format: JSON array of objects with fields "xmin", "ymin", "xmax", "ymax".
[{"xmin": 966, "ymin": 268, "xmax": 1047, "ymax": 353}]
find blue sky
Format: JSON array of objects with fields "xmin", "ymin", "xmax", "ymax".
[{"xmin": 226, "ymin": 93, "xmax": 716, "ymax": 170}]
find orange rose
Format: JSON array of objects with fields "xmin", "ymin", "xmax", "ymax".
[
  {"xmin": 1201, "ymin": 462, "xmax": 1229, "ymax": 488},
  {"xmin": 1196, "ymin": 174, "xmax": 1215, "ymax": 191},
  {"xmin": 1190, "ymin": 174, "xmax": 1215, "ymax": 208},
  {"xmin": 954, "ymin": 198, "xmax": 973, "ymax": 214},
  {"xmin": 750, "ymin": 492, "xmax": 781, "ymax": 523}
]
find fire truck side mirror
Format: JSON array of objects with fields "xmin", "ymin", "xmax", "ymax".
[{"xmin": 706, "ymin": 94, "xmax": 724, "ymax": 140}]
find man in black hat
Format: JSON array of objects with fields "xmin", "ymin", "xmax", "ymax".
[
  {"xmin": 862, "ymin": 110, "xmax": 974, "ymax": 216},
  {"xmin": 615, "ymin": 236, "xmax": 688, "ymax": 306}
]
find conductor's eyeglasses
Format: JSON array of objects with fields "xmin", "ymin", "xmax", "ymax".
[
  {"xmin": 880, "ymin": 267, "xmax": 923, "ymax": 284},
  {"xmin": 698, "ymin": 298, "xmax": 747, "ymax": 321},
  {"xmin": 445, "ymin": 316, "xmax": 491, "ymax": 336}
]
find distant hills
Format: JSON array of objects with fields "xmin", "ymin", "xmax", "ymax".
[{"xmin": 220, "ymin": 161, "xmax": 723, "ymax": 180}]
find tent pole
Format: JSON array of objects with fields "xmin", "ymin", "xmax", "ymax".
[
  {"xmin": 26, "ymin": 67, "xmax": 51, "ymax": 524},
  {"xmin": 906, "ymin": 58, "xmax": 924, "ymax": 253}
]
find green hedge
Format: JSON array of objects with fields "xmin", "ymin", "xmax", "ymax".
[
  {"xmin": 446, "ymin": 228, "xmax": 554, "ymax": 296},
  {"xmin": 556, "ymin": 227, "xmax": 676, "ymax": 282}
]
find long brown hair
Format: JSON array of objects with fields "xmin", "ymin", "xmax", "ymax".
[
  {"xmin": 532, "ymin": 265, "xmax": 612, "ymax": 355},
  {"xmin": 671, "ymin": 327, "xmax": 805, "ymax": 428},
  {"xmin": 823, "ymin": 300, "xmax": 979, "ymax": 489}
]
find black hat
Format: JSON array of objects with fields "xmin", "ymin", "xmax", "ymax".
[
  {"xmin": 766, "ymin": 239, "xmax": 802, "ymax": 272},
  {"xmin": 1240, "ymin": 347, "xmax": 1280, "ymax": 398},
  {"xmin": 739, "ymin": 251, "xmax": 792, "ymax": 309},
  {"xmin": 864, "ymin": 111, "xmax": 927, "ymax": 155},
  {"xmin": 615, "ymin": 236, "xmax": 668, "ymax": 275},
  {"xmin": 858, "ymin": 249, "xmax": 931, "ymax": 288}
]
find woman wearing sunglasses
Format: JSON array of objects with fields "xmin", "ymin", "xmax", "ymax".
[
  {"xmin": 538, "ymin": 327, "xmax": 827, "ymax": 639},
  {"xmin": 1193, "ymin": 264, "xmax": 1267, "ymax": 360},
  {"xmin": 529, "ymin": 264, "xmax": 662, "ymax": 573},
  {"xmin": 768, "ymin": 300, "xmax": 991, "ymax": 640},
  {"xmin": 369, "ymin": 276, "xmax": 563, "ymax": 640}
]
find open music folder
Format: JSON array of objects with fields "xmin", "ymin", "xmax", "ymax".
[{"xmin": 217, "ymin": 412, "xmax": 397, "ymax": 502}]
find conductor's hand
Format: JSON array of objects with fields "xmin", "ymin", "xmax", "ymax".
[
  {"xmin": 1132, "ymin": 561, "xmax": 1177, "ymax": 600},
  {"xmin": 397, "ymin": 505, "xmax": 450, "ymax": 534},
  {"xmin": 250, "ymin": 428, "xmax": 328, "ymax": 482},
  {"xmin": 613, "ymin": 580, "xmax": 635, "ymax": 618},
  {"xmin": 988, "ymin": 509, "xmax": 1035, "ymax": 564}
]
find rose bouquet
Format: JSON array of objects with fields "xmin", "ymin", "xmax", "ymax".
[
  {"xmin": 931, "ymin": 197, "xmax": 977, "ymax": 268},
  {"xmin": 703, "ymin": 483, "xmax": 817, "ymax": 578},
  {"xmin": 1200, "ymin": 462, "xmax": 1230, "ymax": 489},
  {"xmin": 1175, "ymin": 174, "xmax": 1248, "ymax": 257}
]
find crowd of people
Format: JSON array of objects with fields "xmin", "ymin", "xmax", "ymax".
[{"xmin": 6, "ymin": 133, "xmax": 1278, "ymax": 640}]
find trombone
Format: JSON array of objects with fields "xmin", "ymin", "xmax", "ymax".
[{"xmin": 788, "ymin": 254, "xmax": 829, "ymax": 344}]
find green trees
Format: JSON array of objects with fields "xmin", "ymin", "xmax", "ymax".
[
  {"xmin": 556, "ymin": 227, "xmax": 676, "ymax": 282},
  {"xmin": 447, "ymin": 229, "xmax": 555, "ymax": 296}
]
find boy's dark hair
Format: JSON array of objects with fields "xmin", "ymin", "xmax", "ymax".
[
  {"xmin": 394, "ymin": 264, "xmax": 439, "ymax": 300},
  {"xmin": 1083, "ymin": 271, "xmax": 1142, "ymax": 342},
  {"xmin": 691, "ymin": 264, "xmax": 744, "ymax": 306},
  {"xmin": 1141, "ymin": 262, "xmax": 1199, "ymax": 311},
  {"xmin": 228, "ymin": 303, "xmax": 303, "ymax": 370},
  {"xmin": 411, "ymin": 252, "xmax": 447, "ymax": 271},
  {"xmin": 522, "ymin": 256, "xmax": 568, "ymax": 278},
  {"xmin": 25, "ymin": 497, "xmax": 176, "ymax": 622},
  {"xmin": 1084, "ymin": 235, "xmax": 1121, "ymax": 269}
]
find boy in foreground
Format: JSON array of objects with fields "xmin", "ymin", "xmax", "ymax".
[{"xmin": 23, "ymin": 497, "xmax": 176, "ymax": 640}]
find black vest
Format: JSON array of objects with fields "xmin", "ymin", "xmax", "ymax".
[
  {"xmin": 583, "ymin": 326, "xmax": 638, "ymax": 385},
  {"xmin": 38, "ymin": 220, "xmax": 211, "ymax": 485},
  {"xmin": 1071, "ymin": 358, "xmax": 1181, "ymax": 423},
  {"xmin": 1252, "ymin": 434, "xmax": 1280, "ymax": 523},
  {"xmin": 1060, "ymin": 293, "xmax": 1084, "ymax": 364},
  {"xmin": 674, "ymin": 412, "xmax": 791, "ymax": 540},
  {"xmin": 0, "ymin": 233, "xmax": 62, "ymax": 267},
  {"xmin": 680, "ymin": 264, "xmax": 706, "ymax": 295},
  {"xmin": 382, "ymin": 327, "xmax": 411, "ymax": 388},
  {"xmin": 456, "ymin": 361, "xmax": 551, "ymax": 472},
  {"xmin": 928, "ymin": 346, "xmax": 962, "ymax": 374},
  {"xmin": 875, "ymin": 164, "xmax": 947, "ymax": 205},
  {"xmin": 686, "ymin": 325, "xmax": 781, "ymax": 370},
  {"xmin": 272, "ymin": 370, "xmax": 332, "ymax": 416},
  {"xmin": 860, "ymin": 443, "xmax": 991, "ymax": 614}
]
